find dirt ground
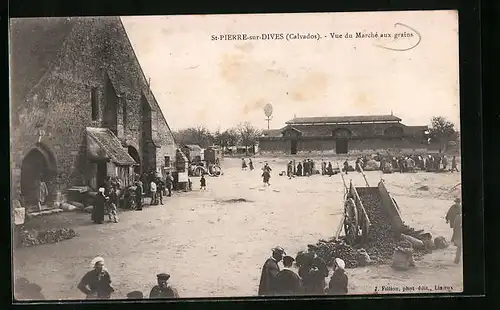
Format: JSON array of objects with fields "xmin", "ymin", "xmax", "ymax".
[{"xmin": 12, "ymin": 156, "xmax": 463, "ymax": 300}]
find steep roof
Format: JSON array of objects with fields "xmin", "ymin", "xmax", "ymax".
[
  {"xmin": 261, "ymin": 129, "xmax": 282, "ymax": 137},
  {"xmin": 86, "ymin": 127, "xmax": 138, "ymax": 166},
  {"xmin": 286, "ymin": 115, "xmax": 402, "ymax": 124},
  {"xmin": 9, "ymin": 17, "xmax": 75, "ymax": 103}
]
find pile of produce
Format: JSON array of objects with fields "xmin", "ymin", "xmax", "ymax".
[
  {"xmin": 19, "ymin": 228, "xmax": 78, "ymax": 248},
  {"xmin": 303, "ymin": 188, "xmax": 428, "ymax": 268}
]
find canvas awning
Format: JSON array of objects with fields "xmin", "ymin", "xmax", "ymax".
[{"xmin": 86, "ymin": 127, "xmax": 138, "ymax": 166}]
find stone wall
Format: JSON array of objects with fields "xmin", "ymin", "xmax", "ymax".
[{"xmin": 11, "ymin": 17, "xmax": 177, "ymax": 202}]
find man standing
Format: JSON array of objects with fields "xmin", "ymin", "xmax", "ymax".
[
  {"xmin": 150, "ymin": 179, "xmax": 157, "ymax": 205},
  {"xmin": 446, "ymin": 198, "xmax": 461, "ymax": 237},
  {"xmin": 258, "ymin": 246, "xmax": 285, "ymax": 296},
  {"xmin": 149, "ymin": 273, "xmax": 180, "ymax": 298},
  {"xmin": 275, "ymin": 256, "xmax": 303, "ymax": 295},
  {"xmin": 156, "ymin": 177, "xmax": 165, "ymax": 205},
  {"xmin": 135, "ymin": 180, "xmax": 143, "ymax": 211},
  {"xmin": 343, "ymin": 160, "xmax": 349, "ymax": 175},
  {"xmin": 287, "ymin": 161, "xmax": 293, "ymax": 179},
  {"xmin": 451, "ymin": 204, "xmax": 462, "ymax": 264},
  {"xmin": 165, "ymin": 172, "xmax": 173, "ymax": 197}
]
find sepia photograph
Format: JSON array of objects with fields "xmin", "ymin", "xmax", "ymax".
[{"xmin": 10, "ymin": 10, "xmax": 463, "ymax": 301}]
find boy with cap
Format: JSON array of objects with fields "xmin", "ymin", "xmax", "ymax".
[
  {"xmin": 258, "ymin": 246, "xmax": 285, "ymax": 296},
  {"xmin": 275, "ymin": 255, "xmax": 303, "ymax": 295},
  {"xmin": 327, "ymin": 258, "xmax": 348, "ymax": 295},
  {"xmin": 149, "ymin": 273, "xmax": 179, "ymax": 298},
  {"xmin": 301, "ymin": 245, "xmax": 328, "ymax": 294}
]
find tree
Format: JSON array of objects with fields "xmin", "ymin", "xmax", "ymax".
[
  {"xmin": 172, "ymin": 126, "xmax": 214, "ymax": 148},
  {"xmin": 428, "ymin": 116, "xmax": 458, "ymax": 153},
  {"xmin": 213, "ymin": 128, "xmax": 239, "ymax": 151},
  {"xmin": 237, "ymin": 122, "xmax": 261, "ymax": 155}
]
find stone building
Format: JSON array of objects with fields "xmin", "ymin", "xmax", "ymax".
[
  {"xmin": 258, "ymin": 115, "xmax": 429, "ymax": 155},
  {"xmin": 10, "ymin": 17, "xmax": 182, "ymax": 211}
]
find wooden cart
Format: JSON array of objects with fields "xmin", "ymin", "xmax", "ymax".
[{"xmin": 335, "ymin": 163, "xmax": 404, "ymax": 246}]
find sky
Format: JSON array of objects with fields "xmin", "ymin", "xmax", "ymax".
[{"xmin": 121, "ymin": 11, "xmax": 460, "ymax": 132}]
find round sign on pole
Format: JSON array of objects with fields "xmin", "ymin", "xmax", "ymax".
[{"xmin": 264, "ymin": 103, "xmax": 273, "ymax": 118}]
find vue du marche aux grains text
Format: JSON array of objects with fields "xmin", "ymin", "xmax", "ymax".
[{"xmin": 211, "ymin": 31, "xmax": 414, "ymax": 41}]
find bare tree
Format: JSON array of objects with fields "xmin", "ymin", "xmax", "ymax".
[
  {"xmin": 237, "ymin": 122, "xmax": 261, "ymax": 155},
  {"xmin": 428, "ymin": 116, "xmax": 458, "ymax": 153}
]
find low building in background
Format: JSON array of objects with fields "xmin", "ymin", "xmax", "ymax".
[{"xmin": 258, "ymin": 115, "xmax": 429, "ymax": 156}]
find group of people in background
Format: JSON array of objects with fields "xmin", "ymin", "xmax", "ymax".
[
  {"xmin": 258, "ymin": 246, "xmax": 348, "ymax": 296},
  {"xmin": 376, "ymin": 154, "xmax": 459, "ymax": 173},
  {"xmin": 241, "ymin": 157, "xmax": 254, "ymax": 171},
  {"xmin": 77, "ymin": 256, "xmax": 179, "ymax": 300}
]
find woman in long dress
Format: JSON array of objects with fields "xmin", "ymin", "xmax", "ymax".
[{"xmin": 92, "ymin": 188, "xmax": 106, "ymax": 224}]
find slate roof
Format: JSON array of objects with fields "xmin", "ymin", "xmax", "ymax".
[
  {"xmin": 285, "ymin": 115, "xmax": 402, "ymax": 124},
  {"xmin": 86, "ymin": 127, "xmax": 138, "ymax": 166},
  {"xmin": 10, "ymin": 17, "xmax": 76, "ymax": 103}
]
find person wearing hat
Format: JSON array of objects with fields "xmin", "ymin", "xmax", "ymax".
[
  {"xmin": 258, "ymin": 246, "xmax": 285, "ymax": 296},
  {"xmin": 275, "ymin": 256, "xmax": 303, "ymax": 295},
  {"xmin": 92, "ymin": 188, "xmax": 106, "ymax": 224},
  {"xmin": 451, "ymin": 203, "xmax": 462, "ymax": 264},
  {"xmin": 149, "ymin": 273, "xmax": 179, "ymax": 298},
  {"xmin": 326, "ymin": 258, "xmax": 348, "ymax": 295},
  {"xmin": 78, "ymin": 256, "xmax": 114, "ymax": 299},
  {"xmin": 445, "ymin": 198, "xmax": 461, "ymax": 237}
]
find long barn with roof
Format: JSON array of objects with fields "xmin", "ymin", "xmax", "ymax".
[{"xmin": 258, "ymin": 114, "xmax": 429, "ymax": 155}]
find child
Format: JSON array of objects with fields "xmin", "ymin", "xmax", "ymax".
[{"xmin": 200, "ymin": 174, "xmax": 207, "ymax": 190}]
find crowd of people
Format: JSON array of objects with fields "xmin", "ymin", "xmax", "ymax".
[{"xmin": 258, "ymin": 246, "xmax": 348, "ymax": 296}]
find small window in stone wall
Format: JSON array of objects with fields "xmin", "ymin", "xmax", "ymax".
[
  {"xmin": 91, "ymin": 87, "xmax": 98, "ymax": 121},
  {"xmin": 164, "ymin": 156, "xmax": 171, "ymax": 167}
]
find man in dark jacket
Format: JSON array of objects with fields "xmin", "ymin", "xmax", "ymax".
[
  {"xmin": 156, "ymin": 178, "xmax": 165, "ymax": 205},
  {"xmin": 275, "ymin": 256, "xmax": 303, "ymax": 295},
  {"xmin": 327, "ymin": 258, "xmax": 348, "ymax": 295},
  {"xmin": 445, "ymin": 198, "xmax": 461, "ymax": 240},
  {"xmin": 165, "ymin": 173, "xmax": 173, "ymax": 197},
  {"xmin": 258, "ymin": 246, "xmax": 285, "ymax": 296},
  {"xmin": 149, "ymin": 273, "xmax": 179, "ymax": 298}
]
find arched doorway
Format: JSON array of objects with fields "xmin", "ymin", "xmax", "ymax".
[
  {"xmin": 128, "ymin": 146, "xmax": 141, "ymax": 175},
  {"xmin": 20, "ymin": 146, "xmax": 56, "ymax": 209}
]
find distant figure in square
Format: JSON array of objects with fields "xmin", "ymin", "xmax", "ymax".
[
  {"xmin": 321, "ymin": 161, "xmax": 327, "ymax": 175},
  {"xmin": 242, "ymin": 158, "xmax": 247, "ymax": 170},
  {"xmin": 287, "ymin": 161, "xmax": 293, "ymax": 179},
  {"xmin": 249, "ymin": 158, "xmax": 254, "ymax": 170},
  {"xmin": 200, "ymin": 174, "xmax": 207, "ymax": 190},
  {"xmin": 343, "ymin": 160, "xmax": 349, "ymax": 175},
  {"xmin": 327, "ymin": 162, "xmax": 334, "ymax": 176},
  {"xmin": 296, "ymin": 162, "xmax": 303, "ymax": 176},
  {"xmin": 107, "ymin": 187, "xmax": 118, "ymax": 223},
  {"xmin": 92, "ymin": 188, "xmax": 106, "ymax": 224},
  {"xmin": 149, "ymin": 273, "xmax": 179, "ymax": 298},
  {"xmin": 262, "ymin": 169, "xmax": 271, "ymax": 186},
  {"xmin": 165, "ymin": 172, "xmax": 173, "ymax": 197},
  {"xmin": 156, "ymin": 177, "xmax": 165, "ymax": 205},
  {"xmin": 442, "ymin": 156, "xmax": 448, "ymax": 170},
  {"xmin": 135, "ymin": 180, "xmax": 143, "ymax": 210},
  {"xmin": 150, "ymin": 180, "xmax": 158, "ymax": 205},
  {"xmin": 275, "ymin": 256, "xmax": 303, "ymax": 295},
  {"xmin": 451, "ymin": 156, "xmax": 459, "ymax": 172}
]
